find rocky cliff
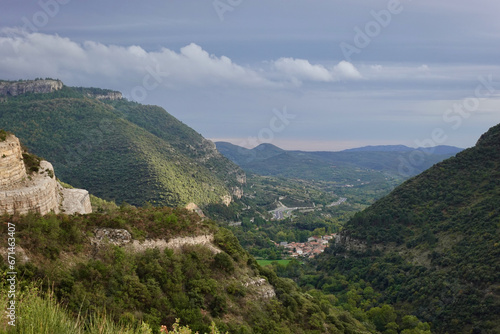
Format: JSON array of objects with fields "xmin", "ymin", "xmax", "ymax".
[
  {"xmin": 0, "ymin": 79, "xmax": 63, "ymax": 97},
  {"xmin": 0, "ymin": 133, "xmax": 92, "ymax": 215},
  {"xmin": 0, "ymin": 133, "xmax": 27, "ymax": 187},
  {"xmin": 86, "ymin": 91, "xmax": 123, "ymax": 100}
]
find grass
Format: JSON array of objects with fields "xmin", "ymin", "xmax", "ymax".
[
  {"xmin": 256, "ymin": 259, "xmax": 291, "ymax": 267},
  {"xmin": 0, "ymin": 282, "xmax": 225, "ymax": 334},
  {"xmin": 0, "ymin": 282, "xmax": 154, "ymax": 334}
]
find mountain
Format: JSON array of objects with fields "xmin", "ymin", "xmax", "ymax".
[
  {"xmin": 215, "ymin": 142, "xmax": 285, "ymax": 165},
  {"xmin": 0, "ymin": 79, "xmax": 245, "ymax": 207},
  {"xmin": 342, "ymin": 144, "xmax": 463, "ymax": 155},
  {"xmin": 316, "ymin": 123, "xmax": 500, "ymax": 333},
  {"xmin": 215, "ymin": 141, "xmax": 463, "ymax": 183},
  {"xmin": 342, "ymin": 145, "xmax": 415, "ymax": 152}
]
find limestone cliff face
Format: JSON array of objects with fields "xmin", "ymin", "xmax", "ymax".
[
  {"xmin": 333, "ymin": 233, "xmax": 368, "ymax": 253},
  {"xmin": 91, "ymin": 228, "xmax": 221, "ymax": 254},
  {"xmin": 0, "ymin": 135, "xmax": 27, "ymax": 187},
  {"xmin": 86, "ymin": 91, "xmax": 122, "ymax": 100},
  {"xmin": 0, "ymin": 80, "xmax": 63, "ymax": 97},
  {"xmin": 0, "ymin": 134, "xmax": 92, "ymax": 215},
  {"xmin": 0, "ymin": 160, "xmax": 61, "ymax": 215}
]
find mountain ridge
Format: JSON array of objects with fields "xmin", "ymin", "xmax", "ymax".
[
  {"xmin": 318, "ymin": 122, "xmax": 500, "ymax": 333},
  {"xmin": 215, "ymin": 141, "xmax": 463, "ymax": 184},
  {"xmin": 0, "ymin": 79, "xmax": 245, "ymax": 207}
]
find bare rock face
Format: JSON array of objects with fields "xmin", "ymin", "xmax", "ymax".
[
  {"xmin": 221, "ymin": 195, "xmax": 232, "ymax": 206},
  {"xmin": 232, "ymin": 187, "xmax": 243, "ymax": 199},
  {"xmin": 0, "ymin": 80, "xmax": 63, "ymax": 97},
  {"xmin": 185, "ymin": 202, "xmax": 205, "ymax": 217},
  {"xmin": 333, "ymin": 233, "xmax": 367, "ymax": 252},
  {"xmin": 128, "ymin": 234, "xmax": 221, "ymax": 254},
  {"xmin": 0, "ymin": 134, "xmax": 92, "ymax": 215},
  {"xmin": 0, "ymin": 135, "xmax": 27, "ymax": 187},
  {"xmin": 61, "ymin": 188, "xmax": 92, "ymax": 215},
  {"xmin": 92, "ymin": 228, "xmax": 132, "ymax": 247},
  {"xmin": 244, "ymin": 277, "xmax": 276, "ymax": 299},
  {"xmin": 86, "ymin": 91, "xmax": 122, "ymax": 100}
]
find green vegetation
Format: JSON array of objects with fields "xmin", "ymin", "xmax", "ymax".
[
  {"xmin": 204, "ymin": 173, "xmax": 396, "ymax": 260},
  {"xmin": 0, "ymin": 129, "xmax": 9, "ymax": 141},
  {"xmin": 250, "ymin": 260, "xmax": 432, "ymax": 334},
  {"xmin": 21, "ymin": 151, "xmax": 42, "ymax": 174},
  {"xmin": 314, "ymin": 123, "xmax": 500, "ymax": 333},
  {"xmin": 0, "ymin": 283, "xmax": 224, "ymax": 334},
  {"xmin": 0, "ymin": 208, "xmax": 373, "ymax": 334},
  {"xmin": 0, "ymin": 83, "xmax": 243, "ymax": 207},
  {"xmin": 256, "ymin": 259, "xmax": 291, "ymax": 267}
]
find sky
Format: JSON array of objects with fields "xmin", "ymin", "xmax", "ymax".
[{"xmin": 1, "ymin": 0, "xmax": 500, "ymax": 151}]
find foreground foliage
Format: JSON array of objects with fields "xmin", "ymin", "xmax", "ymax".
[{"xmin": 0, "ymin": 207, "xmax": 372, "ymax": 333}]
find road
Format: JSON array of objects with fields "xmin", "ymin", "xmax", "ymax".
[{"xmin": 327, "ymin": 197, "xmax": 347, "ymax": 207}]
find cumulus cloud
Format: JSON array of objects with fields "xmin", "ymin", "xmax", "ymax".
[
  {"xmin": 272, "ymin": 57, "xmax": 362, "ymax": 84},
  {"xmin": 333, "ymin": 61, "xmax": 363, "ymax": 79},
  {"xmin": 273, "ymin": 57, "xmax": 333, "ymax": 82},
  {"xmin": 0, "ymin": 29, "xmax": 273, "ymax": 90}
]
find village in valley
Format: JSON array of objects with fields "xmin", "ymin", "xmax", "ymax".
[{"xmin": 273, "ymin": 234, "xmax": 337, "ymax": 259}]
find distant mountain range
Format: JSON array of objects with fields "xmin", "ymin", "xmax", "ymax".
[
  {"xmin": 342, "ymin": 144, "xmax": 463, "ymax": 155},
  {"xmin": 215, "ymin": 141, "xmax": 463, "ymax": 183},
  {"xmin": 0, "ymin": 79, "xmax": 245, "ymax": 207}
]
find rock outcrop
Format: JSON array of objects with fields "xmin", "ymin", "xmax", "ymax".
[
  {"xmin": 90, "ymin": 228, "xmax": 222, "ymax": 255},
  {"xmin": 0, "ymin": 133, "xmax": 92, "ymax": 215},
  {"xmin": 0, "ymin": 134, "xmax": 27, "ymax": 187},
  {"xmin": 86, "ymin": 91, "xmax": 123, "ymax": 100},
  {"xmin": 91, "ymin": 228, "xmax": 132, "ymax": 247},
  {"xmin": 244, "ymin": 277, "xmax": 276, "ymax": 299},
  {"xmin": 185, "ymin": 202, "xmax": 205, "ymax": 217},
  {"xmin": 333, "ymin": 233, "xmax": 367, "ymax": 252},
  {"xmin": 0, "ymin": 79, "xmax": 63, "ymax": 97},
  {"xmin": 128, "ymin": 235, "xmax": 221, "ymax": 254}
]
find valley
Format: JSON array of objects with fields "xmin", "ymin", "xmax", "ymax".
[{"xmin": 0, "ymin": 80, "xmax": 498, "ymax": 334}]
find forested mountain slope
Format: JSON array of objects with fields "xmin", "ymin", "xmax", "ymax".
[
  {"xmin": 318, "ymin": 123, "xmax": 500, "ymax": 333},
  {"xmin": 0, "ymin": 80, "xmax": 244, "ymax": 207}
]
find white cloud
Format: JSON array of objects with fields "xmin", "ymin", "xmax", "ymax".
[
  {"xmin": 272, "ymin": 57, "xmax": 362, "ymax": 84},
  {"xmin": 0, "ymin": 29, "xmax": 274, "ymax": 90},
  {"xmin": 273, "ymin": 57, "xmax": 333, "ymax": 82},
  {"xmin": 333, "ymin": 61, "xmax": 363, "ymax": 80}
]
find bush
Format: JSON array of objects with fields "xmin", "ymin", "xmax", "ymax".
[{"xmin": 213, "ymin": 253, "xmax": 235, "ymax": 274}]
